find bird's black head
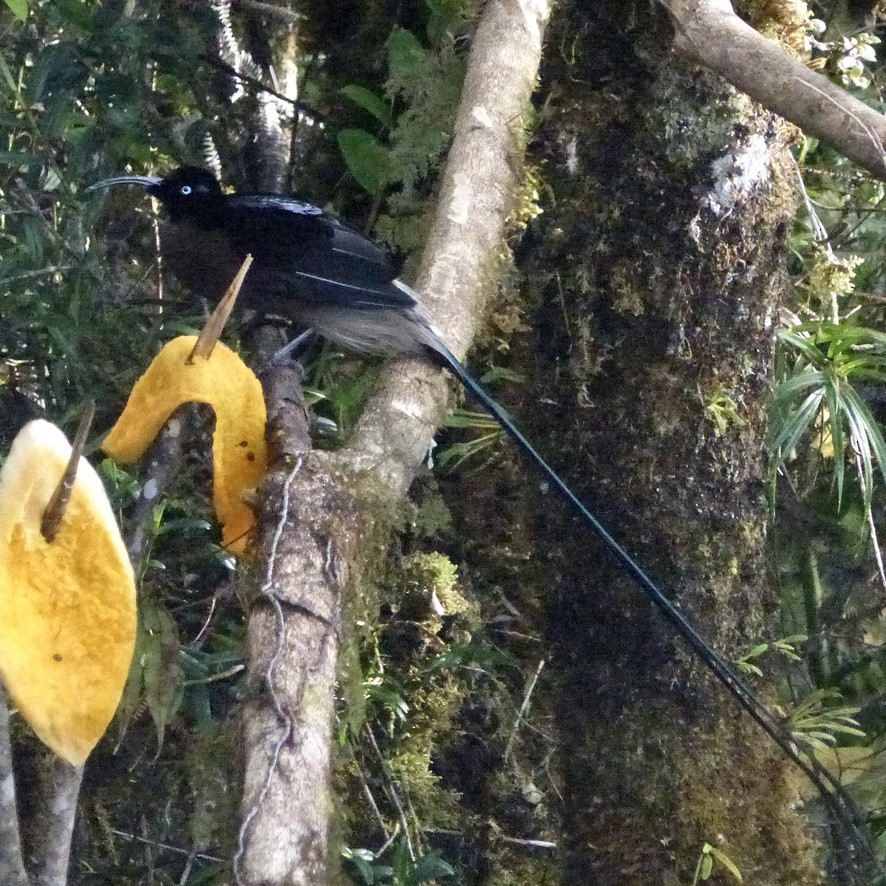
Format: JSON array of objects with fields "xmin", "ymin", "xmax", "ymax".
[
  {"xmin": 147, "ymin": 166, "xmax": 224, "ymax": 222},
  {"xmin": 89, "ymin": 165, "xmax": 225, "ymax": 224}
]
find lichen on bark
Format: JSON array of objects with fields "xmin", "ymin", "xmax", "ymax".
[{"xmin": 509, "ymin": 1, "xmax": 824, "ymax": 882}]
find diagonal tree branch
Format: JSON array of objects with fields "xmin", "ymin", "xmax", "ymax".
[
  {"xmin": 348, "ymin": 0, "xmax": 551, "ymax": 485},
  {"xmin": 236, "ymin": 1, "xmax": 552, "ymax": 883},
  {"xmin": 661, "ymin": 0, "xmax": 886, "ymax": 179}
]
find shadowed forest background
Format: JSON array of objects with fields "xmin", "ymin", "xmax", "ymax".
[{"xmin": 3, "ymin": 1, "xmax": 886, "ymax": 884}]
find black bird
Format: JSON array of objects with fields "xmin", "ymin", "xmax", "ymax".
[{"xmin": 92, "ymin": 166, "xmax": 874, "ymax": 858}]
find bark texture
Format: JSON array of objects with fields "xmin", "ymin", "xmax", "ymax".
[
  {"xmin": 348, "ymin": 0, "xmax": 553, "ymax": 480},
  {"xmin": 519, "ymin": 2, "xmax": 823, "ymax": 882},
  {"xmin": 33, "ymin": 760, "xmax": 83, "ymax": 886},
  {"xmin": 0, "ymin": 691, "xmax": 28, "ymax": 886},
  {"xmin": 237, "ymin": 451, "xmax": 358, "ymax": 886},
  {"xmin": 236, "ymin": 1, "xmax": 551, "ymax": 882},
  {"xmin": 664, "ymin": 0, "xmax": 886, "ymax": 179}
]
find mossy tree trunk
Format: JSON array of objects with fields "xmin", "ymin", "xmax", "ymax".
[{"xmin": 510, "ymin": 2, "xmax": 822, "ymax": 882}]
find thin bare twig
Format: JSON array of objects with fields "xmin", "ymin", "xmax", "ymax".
[
  {"xmin": 855, "ymin": 452, "xmax": 886, "ymax": 593},
  {"xmin": 201, "ymin": 56, "xmax": 314, "ymax": 114},
  {"xmin": 236, "ymin": 0, "xmax": 302, "ymax": 22},
  {"xmin": 110, "ymin": 829, "xmax": 225, "ymax": 863},
  {"xmin": 866, "ymin": 504, "xmax": 886, "ymax": 593},
  {"xmin": 355, "ymin": 760, "xmax": 389, "ymax": 841},
  {"xmin": 376, "ymin": 823, "xmax": 400, "ymax": 858},
  {"xmin": 364, "ymin": 726, "xmax": 415, "ymax": 861},
  {"xmin": 0, "ymin": 265, "xmax": 76, "ymax": 287},
  {"xmin": 177, "ymin": 851, "xmax": 197, "ymax": 885},
  {"xmin": 192, "ymin": 593, "xmax": 219, "ymax": 646},
  {"xmin": 499, "ymin": 833, "xmax": 557, "ymax": 849},
  {"xmin": 790, "ymin": 155, "xmax": 829, "ymax": 244},
  {"xmin": 503, "ymin": 659, "xmax": 545, "ymax": 762},
  {"xmin": 181, "ymin": 664, "xmax": 245, "ymax": 686}
]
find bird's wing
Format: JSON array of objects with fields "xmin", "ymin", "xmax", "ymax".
[
  {"xmin": 229, "ymin": 193, "xmax": 326, "ymax": 219},
  {"xmin": 226, "ymin": 195, "xmax": 415, "ymax": 311}
]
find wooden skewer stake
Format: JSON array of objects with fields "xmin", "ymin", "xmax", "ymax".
[
  {"xmin": 41, "ymin": 401, "xmax": 96, "ymax": 543},
  {"xmin": 189, "ymin": 254, "xmax": 254, "ymax": 362}
]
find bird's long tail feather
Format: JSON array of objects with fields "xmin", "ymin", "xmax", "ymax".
[{"xmin": 433, "ymin": 341, "xmax": 877, "ymax": 875}]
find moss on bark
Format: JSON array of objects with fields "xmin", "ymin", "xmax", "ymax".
[{"xmin": 511, "ymin": 1, "xmax": 823, "ymax": 882}]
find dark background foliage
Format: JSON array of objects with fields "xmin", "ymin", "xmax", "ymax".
[{"xmin": 3, "ymin": 0, "xmax": 886, "ymax": 883}]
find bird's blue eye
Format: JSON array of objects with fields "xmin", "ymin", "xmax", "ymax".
[{"xmin": 180, "ymin": 185, "xmax": 192, "ymax": 196}]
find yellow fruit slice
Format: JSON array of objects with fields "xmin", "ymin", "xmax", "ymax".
[
  {"xmin": 0, "ymin": 420, "xmax": 137, "ymax": 765},
  {"xmin": 103, "ymin": 336, "xmax": 268, "ymax": 555}
]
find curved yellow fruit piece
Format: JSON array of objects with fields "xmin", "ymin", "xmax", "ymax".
[
  {"xmin": 103, "ymin": 336, "xmax": 267, "ymax": 555},
  {"xmin": 0, "ymin": 420, "xmax": 137, "ymax": 765}
]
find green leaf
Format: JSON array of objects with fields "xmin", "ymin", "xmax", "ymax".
[
  {"xmin": 736, "ymin": 662, "xmax": 763, "ymax": 677},
  {"xmin": 480, "ymin": 365, "xmax": 525, "ymax": 385},
  {"xmin": 824, "ymin": 371, "xmax": 845, "ymax": 506},
  {"xmin": 411, "ymin": 851, "xmax": 456, "ymax": 883},
  {"xmin": 114, "ymin": 595, "xmax": 183, "ymax": 750},
  {"xmin": 435, "ymin": 431, "xmax": 501, "ymax": 472},
  {"xmin": 341, "ymin": 84, "xmax": 393, "ymax": 129},
  {"xmin": 709, "ymin": 847, "xmax": 743, "ymax": 881},
  {"xmin": 364, "ymin": 677, "xmax": 409, "ymax": 721},
  {"xmin": 742, "ymin": 643, "xmax": 769, "ymax": 660},
  {"xmin": 0, "ymin": 150, "xmax": 43, "ymax": 167},
  {"xmin": 2, "ymin": 0, "xmax": 27, "ymax": 22},
  {"xmin": 771, "ymin": 388, "xmax": 824, "ymax": 457},
  {"xmin": 337, "ymin": 128, "xmax": 391, "ymax": 195},
  {"xmin": 843, "ymin": 389, "xmax": 876, "ymax": 507},
  {"xmin": 115, "ymin": 635, "xmax": 147, "ymax": 747},
  {"xmin": 427, "ymin": 638, "xmax": 514, "ymax": 673},
  {"xmin": 779, "ymin": 329, "xmax": 825, "ymax": 365},
  {"xmin": 700, "ymin": 853, "xmax": 713, "ymax": 880},
  {"xmin": 444, "ymin": 409, "xmax": 501, "ymax": 430},
  {"xmin": 770, "ymin": 366, "xmax": 824, "ymax": 408},
  {"xmin": 387, "ymin": 27, "xmax": 428, "ymax": 84},
  {"xmin": 844, "ymin": 384, "xmax": 886, "ymax": 484},
  {"xmin": 342, "ymin": 847, "xmax": 378, "ymax": 884},
  {"xmin": 140, "ymin": 597, "xmax": 184, "ymax": 751}
]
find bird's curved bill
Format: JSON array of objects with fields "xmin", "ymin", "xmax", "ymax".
[{"xmin": 85, "ymin": 175, "xmax": 161, "ymax": 193}]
